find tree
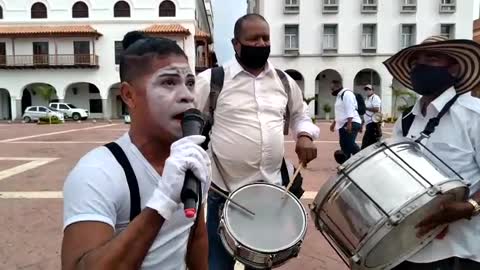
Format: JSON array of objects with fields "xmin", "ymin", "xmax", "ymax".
[
  {"xmin": 32, "ymin": 84, "xmax": 56, "ymax": 103},
  {"xmin": 391, "ymin": 84, "xmax": 417, "ymax": 118}
]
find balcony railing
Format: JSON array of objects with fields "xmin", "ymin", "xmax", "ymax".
[{"xmin": 0, "ymin": 54, "xmax": 99, "ymax": 69}]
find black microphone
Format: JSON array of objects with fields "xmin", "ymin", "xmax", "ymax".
[{"xmin": 180, "ymin": 108, "xmax": 205, "ymax": 218}]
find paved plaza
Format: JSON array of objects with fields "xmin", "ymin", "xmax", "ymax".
[{"xmin": 0, "ymin": 120, "xmax": 394, "ymax": 270}]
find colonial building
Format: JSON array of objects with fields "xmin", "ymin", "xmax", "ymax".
[
  {"xmin": 248, "ymin": 0, "xmax": 479, "ymax": 118},
  {"xmin": 0, "ymin": 0, "xmax": 215, "ymax": 120}
]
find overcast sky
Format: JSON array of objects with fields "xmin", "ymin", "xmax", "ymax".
[{"xmin": 211, "ymin": 0, "xmax": 247, "ymax": 64}]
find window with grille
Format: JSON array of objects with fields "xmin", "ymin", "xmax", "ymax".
[
  {"xmin": 284, "ymin": 25, "xmax": 299, "ymax": 54},
  {"xmin": 72, "ymin": 2, "xmax": 89, "ymax": 18},
  {"xmin": 362, "ymin": 24, "xmax": 377, "ymax": 53},
  {"xmin": 114, "ymin": 1, "xmax": 130, "ymax": 17},
  {"xmin": 401, "ymin": 0, "xmax": 416, "ymax": 12},
  {"xmin": 323, "ymin": 0, "xmax": 338, "ymax": 13},
  {"xmin": 323, "ymin": 25, "xmax": 338, "ymax": 53},
  {"xmin": 115, "ymin": 41, "xmax": 123, "ymax": 64},
  {"xmin": 284, "ymin": 0, "xmax": 299, "ymax": 13},
  {"xmin": 31, "ymin": 2, "xmax": 47, "ymax": 19},
  {"xmin": 362, "ymin": 0, "xmax": 377, "ymax": 13},
  {"xmin": 440, "ymin": 0, "xmax": 455, "ymax": 13},
  {"xmin": 401, "ymin": 24, "xmax": 416, "ymax": 49},
  {"xmin": 440, "ymin": 24, "xmax": 455, "ymax": 39},
  {"xmin": 159, "ymin": 0, "xmax": 176, "ymax": 17}
]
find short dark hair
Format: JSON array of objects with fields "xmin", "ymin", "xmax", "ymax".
[
  {"xmin": 233, "ymin": 13, "xmax": 268, "ymax": 40},
  {"xmin": 119, "ymin": 31, "xmax": 188, "ymax": 83}
]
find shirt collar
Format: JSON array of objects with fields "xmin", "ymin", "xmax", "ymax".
[
  {"xmin": 228, "ymin": 57, "xmax": 274, "ymax": 79},
  {"xmin": 411, "ymin": 87, "xmax": 456, "ymax": 116}
]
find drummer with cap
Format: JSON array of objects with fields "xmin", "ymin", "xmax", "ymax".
[{"xmin": 384, "ymin": 36, "xmax": 480, "ymax": 269}]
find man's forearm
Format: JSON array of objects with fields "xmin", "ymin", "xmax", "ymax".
[
  {"xmin": 186, "ymin": 207, "xmax": 208, "ymax": 270},
  {"xmin": 76, "ymin": 208, "xmax": 165, "ymax": 270},
  {"xmin": 367, "ymin": 107, "xmax": 380, "ymax": 113}
]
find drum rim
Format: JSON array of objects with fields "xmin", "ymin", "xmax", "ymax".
[
  {"xmin": 313, "ymin": 179, "xmax": 468, "ymax": 269},
  {"xmin": 313, "ymin": 137, "xmax": 420, "ymax": 209},
  {"xmin": 223, "ymin": 182, "xmax": 308, "ymax": 253}
]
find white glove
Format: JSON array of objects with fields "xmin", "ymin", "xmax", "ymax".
[{"xmin": 146, "ymin": 135, "xmax": 211, "ymax": 220}]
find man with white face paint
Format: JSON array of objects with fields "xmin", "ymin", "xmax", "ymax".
[{"xmin": 61, "ymin": 31, "xmax": 211, "ymax": 270}]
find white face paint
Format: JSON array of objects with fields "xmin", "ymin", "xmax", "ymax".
[{"xmin": 145, "ymin": 63, "xmax": 195, "ymax": 138}]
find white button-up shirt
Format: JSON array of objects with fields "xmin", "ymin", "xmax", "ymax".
[
  {"xmin": 393, "ymin": 87, "xmax": 480, "ymax": 263},
  {"xmin": 334, "ymin": 88, "xmax": 362, "ymax": 130},
  {"xmin": 195, "ymin": 59, "xmax": 320, "ymax": 192},
  {"xmin": 364, "ymin": 93, "xmax": 381, "ymax": 125}
]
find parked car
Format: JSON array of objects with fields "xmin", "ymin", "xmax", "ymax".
[
  {"xmin": 49, "ymin": 102, "xmax": 89, "ymax": 121},
  {"xmin": 22, "ymin": 106, "xmax": 65, "ymax": 123}
]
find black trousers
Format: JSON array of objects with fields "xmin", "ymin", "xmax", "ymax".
[
  {"xmin": 392, "ymin": 257, "xmax": 480, "ymax": 270},
  {"xmin": 361, "ymin": 122, "xmax": 382, "ymax": 149}
]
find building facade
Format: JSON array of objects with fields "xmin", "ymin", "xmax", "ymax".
[
  {"xmin": 248, "ymin": 0, "xmax": 479, "ymax": 118},
  {"xmin": 0, "ymin": 0, "xmax": 214, "ymax": 120}
]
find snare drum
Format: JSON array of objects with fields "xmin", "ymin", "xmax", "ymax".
[
  {"xmin": 310, "ymin": 138, "xmax": 469, "ymax": 270},
  {"xmin": 219, "ymin": 183, "xmax": 307, "ymax": 269}
]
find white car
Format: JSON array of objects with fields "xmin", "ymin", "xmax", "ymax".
[
  {"xmin": 49, "ymin": 102, "xmax": 89, "ymax": 121},
  {"xmin": 22, "ymin": 106, "xmax": 65, "ymax": 123}
]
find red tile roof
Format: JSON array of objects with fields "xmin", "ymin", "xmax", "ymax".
[
  {"xmin": 143, "ymin": 24, "xmax": 190, "ymax": 35},
  {"xmin": 0, "ymin": 25, "xmax": 102, "ymax": 37}
]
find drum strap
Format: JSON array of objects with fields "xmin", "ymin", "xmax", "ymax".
[
  {"xmin": 416, "ymin": 94, "xmax": 461, "ymax": 142},
  {"xmin": 401, "ymin": 94, "xmax": 461, "ymax": 139}
]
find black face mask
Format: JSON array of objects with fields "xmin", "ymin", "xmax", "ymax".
[
  {"xmin": 410, "ymin": 64, "xmax": 456, "ymax": 96},
  {"xmin": 236, "ymin": 43, "xmax": 270, "ymax": 69},
  {"xmin": 331, "ymin": 88, "xmax": 341, "ymax": 96}
]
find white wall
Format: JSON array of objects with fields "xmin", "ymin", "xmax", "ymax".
[
  {"xmin": 0, "ymin": 0, "xmax": 211, "ymax": 119},
  {"xmin": 65, "ymin": 83, "xmax": 103, "ymax": 118},
  {"xmin": 258, "ymin": 0, "xmax": 478, "ymax": 117}
]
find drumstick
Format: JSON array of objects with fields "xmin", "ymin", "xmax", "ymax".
[
  {"xmin": 209, "ymin": 185, "xmax": 255, "ymax": 216},
  {"xmin": 282, "ymin": 162, "xmax": 304, "ymax": 199}
]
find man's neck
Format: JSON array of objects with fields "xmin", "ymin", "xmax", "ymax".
[
  {"xmin": 420, "ymin": 93, "xmax": 442, "ymax": 117},
  {"xmin": 128, "ymin": 128, "xmax": 170, "ymax": 172}
]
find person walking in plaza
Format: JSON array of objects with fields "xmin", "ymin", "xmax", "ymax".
[
  {"xmin": 61, "ymin": 31, "xmax": 211, "ymax": 270},
  {"xmin": 384, "ymin": 35, "xmax": 480, "ymax": 270},
  {"xmin": 329, "ymin": 79, "xmax": 362, "ymax": 160},
  {"xmin": 195, "ymin": 14, "xmax": 320, "ymax": 270},
  {"xmin": 361, "ymin": 84, "xmax": 382, "ymax": 149}
]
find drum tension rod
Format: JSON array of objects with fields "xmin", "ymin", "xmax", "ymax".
[{"xmin": 210, "ymin": 185, "xmax": 256, "ymax": 216}]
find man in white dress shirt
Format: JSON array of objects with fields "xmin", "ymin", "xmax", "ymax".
[
  {"xmin": 329, "ymin": 80, "xmax": 362, "ymax": 160},
  {"xmin": 195, "ymin": 14, "xmax": 320, "ymax": 270},
  {"xmin": 384, "ymin": 36, "xmax": 480, "ymax": 270},
  {"xmin": 361, "ymin": 84, "xmax": 382, "ymax": 149}
]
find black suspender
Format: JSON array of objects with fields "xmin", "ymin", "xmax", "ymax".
[{"xmin": 104, "ymin": 142, "xmax": 141, "ymax": 222}]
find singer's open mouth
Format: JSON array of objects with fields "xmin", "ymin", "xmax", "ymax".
[{"xmin": 172, "ymin": 112, "xmax": 184, "ymax": 121}]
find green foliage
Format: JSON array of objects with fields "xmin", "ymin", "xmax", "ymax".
[
  {"xmin": 38, "ymin": 115, "xmax": 62, "ymax": 125},
  {"xmin": 32, "ymin": 84, "xmax": 56, "ymax": 103},
  {"xmin": 323, "ymin": 103, "xmax": 332, "ymax": 113}
]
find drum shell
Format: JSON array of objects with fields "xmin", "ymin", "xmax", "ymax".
[
  {"xmin": 219, "ymin": 183, "xmax": 307, "ymax": 269},
  {"xmin": 310, "ymin": 138, "xmax": 469, "ymax": 270}
]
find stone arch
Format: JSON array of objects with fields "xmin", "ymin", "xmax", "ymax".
[
  {"xmin": 353, "ymin": 68, "xmax": 382, "ymax": 97},
  {"xmin": 0, "ymin": 88, "xmax": 11, "ymax": 120},
  {"xmin": 108, "ymin": 82, "xmax": 128, "ymax": 118},
  {"xmin": 284, "ymin": 69, "xmax": 304, "ymax": 93},
  {"xmin": 64, "ymin": 82, "xmax": 103, "ymax": 118},
  {"xmin": 315, "ymin": 69, "xmax": 342, "ymax": 119},
  {"xmin": 21, "ymin": 83, "xmax": 58, "ymax": 113}
]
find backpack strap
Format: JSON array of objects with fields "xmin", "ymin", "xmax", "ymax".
[
  {"xmin": 275, "ymin": 69, "xmax": 292, "ymax": 135},
  {"xmin": 104, "ymin": 142, "xmax": 141, "ymax": 222},
  {"xmin": 209, "ymin": 66, "xmax": 225, "ymax": 124},
  {"xmin": 401, "ymin": 106, "xmax": 415, "ymax": 137}
]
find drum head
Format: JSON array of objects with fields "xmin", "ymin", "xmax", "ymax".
[{"xmin": 224, "ymin": 183, "xmax": 307, "ymax": 253}]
